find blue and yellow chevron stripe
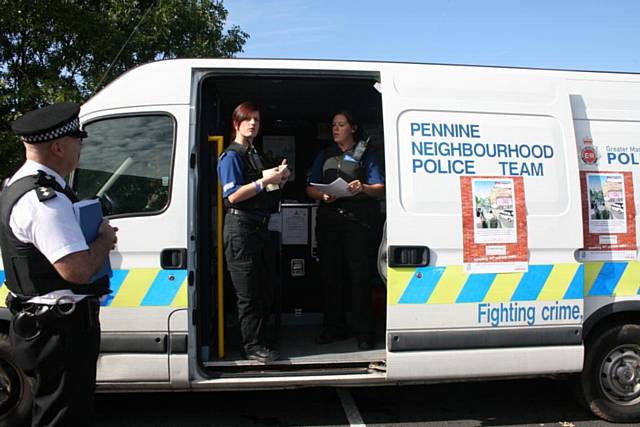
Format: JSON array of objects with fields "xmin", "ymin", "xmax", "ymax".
[
  {"xmin": 0, "ymin": 269, "xmax": 188, "ymax": 308},
  {"xmin": 389, "ymin": 261, "xmax": 640, "ymax": 305}
]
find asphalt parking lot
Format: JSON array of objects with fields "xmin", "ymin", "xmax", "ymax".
[{"xmin": 93, "ymin": 377, "xmax": 637, "ymax": 426}]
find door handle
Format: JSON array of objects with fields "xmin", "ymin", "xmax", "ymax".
[{"xmin": 160, "ymin": 248, "xmax": 187, "ymax": 269}]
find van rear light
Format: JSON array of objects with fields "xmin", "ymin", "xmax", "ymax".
[{"xmin": 388, "ymin": 246, "xmax": 430, "ymax": 267}]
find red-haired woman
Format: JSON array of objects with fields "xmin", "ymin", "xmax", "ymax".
[{"xmin": 217, "ymin": 102, "xmax": 289, "ymax": 363}]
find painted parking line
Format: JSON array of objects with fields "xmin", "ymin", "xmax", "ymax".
[{"xmin": 337, "ymin": 388, "xmax": 366, "ymax": 427}]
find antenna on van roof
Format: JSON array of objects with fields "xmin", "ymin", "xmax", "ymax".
[{"xmin": 92, "ymin": 1, "xmax": 157, "ymax": 95}]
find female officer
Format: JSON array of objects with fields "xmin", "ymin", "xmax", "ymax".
[
  {"xmin": 306, "ymin": 110, "xmax": 385, "ymax": 350},
  {"xmin": 217, "ymin": 102, "xmax": 289, "ymax": 363}
]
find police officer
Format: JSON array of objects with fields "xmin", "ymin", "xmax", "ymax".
[
  {"xmin": 306, "ymin": 110, "xmax": 385, "ymax": 350},
  {"xmin": 217, "ymin": 102, "xmax": 289, "ymax": 363},
  {"xmin": 0, "ymin": 102, "xmax": 118, "ymax": 426}
]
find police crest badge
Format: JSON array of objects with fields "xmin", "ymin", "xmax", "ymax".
[{"xmin": 580, "ymin": 136, "xmax": 599, "ymax": 165}]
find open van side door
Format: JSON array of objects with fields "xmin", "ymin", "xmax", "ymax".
[{"xmin": 381, "ymin": 65, "xmax": 584, "ymax": 380}]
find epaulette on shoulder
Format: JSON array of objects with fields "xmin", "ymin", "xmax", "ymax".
[{"xmin": 35, "ymin": 186, "xmax": 57, "ymax": 202}]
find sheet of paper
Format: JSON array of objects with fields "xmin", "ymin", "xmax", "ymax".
[
  {"xmin": 310, "ymin": 178, "xmax": 353, "ymax": 198},
  {"xmin": 282, "ymin": 208, "xmax": 308, "ymax": 245}
]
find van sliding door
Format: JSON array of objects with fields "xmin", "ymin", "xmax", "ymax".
[{"xmin": 382, "ymin": 65, "xmax": 584, "ymax": 380}]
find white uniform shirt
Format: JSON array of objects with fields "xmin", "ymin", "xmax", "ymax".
[{"xmin": 7, "ymin": 160, "xmax": 90, "ymax": 303}]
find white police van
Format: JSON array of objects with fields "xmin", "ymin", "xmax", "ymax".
[{"xmin": 1, "ymin": 59, "xmax": 639, "ymax": 424}]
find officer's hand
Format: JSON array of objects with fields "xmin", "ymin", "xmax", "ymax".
[
  {"xmin": 262, "ymin": 160, "xmax": 289, "ymax": 186},
  {"xmin": 322, "ymin": 193, "xmax": 337, "ymax": 203},
  {"xmin": 278, "ymin": 159, "xmax": 290, "ymax": 182},
  {"xmin": 99, "ymin": 220, "xmax": 118, "ymax": 249},
  {"xmin": 347, "ymin": 180, "xmax": 363, "ymax": 194}
]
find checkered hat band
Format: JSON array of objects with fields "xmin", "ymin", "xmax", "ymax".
[{"xmin": 23, "ymin": 118, "xmax": 80, "ymax": 142}]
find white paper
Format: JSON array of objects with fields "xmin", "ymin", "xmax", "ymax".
[
  {"xmin": 310, "ymin": 178, "xmax": 353, "ymax": 198},
  {"xmin": 485, "ymin": 245, "xmax": 507, "ymax": 256},
  {"xmin": 262, "ymin": 166, "xmax": 287, "ymax": 192},
  {"xmin": 599, "ymin": 235, "xmax": 618, "ymax": 245},
  {"xmin": 282, "ymin": 208, "xmax": 308, "ymax": 245},
  {"xmin": 578, "ymin": 250, "xmax": 638, "ymax": 261},
  {"xmin": 464, "ymin": 262, "xmax": 529, "ymax": 274}
]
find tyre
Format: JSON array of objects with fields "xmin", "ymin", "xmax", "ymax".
[
  {"xmin": 0, "ymin": 332, "xmax": 32, "ymax": 427},
  {"xmin": 579, "ymin": 323, "xmax": 640, "ymax": 422}
]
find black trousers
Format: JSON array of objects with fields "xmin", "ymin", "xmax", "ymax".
[
  {"xmin": 223, "ymin": 213, "xmax": 276, "ymax": 353},
  {"xmin": 316, "ymin": 207, "xmax": 375, "ymax": 340},
  {"xmin": 9, "ymin": 297, "xmax": 101, "ymax": 427}
]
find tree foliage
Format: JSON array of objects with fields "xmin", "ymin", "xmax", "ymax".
[{"xmin": 0, "ymin": 0, "xmax": 248, "ymax": 178}]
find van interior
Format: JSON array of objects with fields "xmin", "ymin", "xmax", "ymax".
[{"xmin": 195, "ymin": 72, "xmax": 387, "ymax": 375}]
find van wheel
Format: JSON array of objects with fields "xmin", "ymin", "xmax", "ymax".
[
  {"xmin": 0, "ymin": 332, "xmax": 32, "ymax": 426},
  {"xmin": 579, "ymin": 323, "xmax": 640, "ymax": 422}
]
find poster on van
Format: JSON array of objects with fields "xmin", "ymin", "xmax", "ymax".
[
  {"xmin": 461, "ymin": 176, "xmax": 528, "ymax": 273},
  {"xmin": 579, "ymin": 171, "xmax": 637, "ymax": 260}
]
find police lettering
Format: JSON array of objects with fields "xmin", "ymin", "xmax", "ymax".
[
  {"xmin": 498, "ymin": 161, "xmax": 544, "ymax": 176},
  {"xmin": 412, "ymin": 158, "xmax": 475, "ymax": 174},
  {"xmin": 410, "ymin": 122, "xmax": 480, "ymax": 138},
  {"xmin": 607, "ymin": 152, "xmax": 640, "ymax": 165},
  {"xmin": 408, "ymin": 122, "xmax": 556, "ymax": 176}
]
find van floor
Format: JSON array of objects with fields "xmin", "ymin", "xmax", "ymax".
[{"xmin": 204, "ymin": 322, "xmax": 386, "ymax": 367}]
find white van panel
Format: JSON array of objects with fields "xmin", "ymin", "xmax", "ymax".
[
  {"xmin": 97, "ymin": 354, "xmax": 168, "ymax": 382},
  {"xmin": 569, "ymin": 79, "xmax": 640, "ymax": 121},
  {"xmin": 393, "ymin": 67, "xmax": 560, "ymax": 107},
  {"xmin": 382, "ymin": 68, "xmax": 584, "ymax": 379},
  {"xmin": 387, "ymin": 345, "xmax": 583, "ymax": 380},
  {"xmin": 86, "ymin": 61, "xmax": 193, "ymax": 112},
  {"xmin": 387, "ymin": 300, "xmax": 584, "ymax": 329}
]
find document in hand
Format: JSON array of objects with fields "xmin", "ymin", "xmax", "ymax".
[
  {"xmin": 310, "ymin": 177, "xmax": 353, "ymax": 198},
  {"xmin": 262, "ymin": 165, "xmax": 287, "ymax": 192},
  {"xmin": 73, "ymin": 199, "xmax": 112, "ymax": 281}
]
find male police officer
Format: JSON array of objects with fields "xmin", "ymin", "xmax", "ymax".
[{"xmin": 0, "ymin": 102, "xmax": 118, "ymax": 426}]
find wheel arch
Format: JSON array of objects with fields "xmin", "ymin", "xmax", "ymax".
[{"xmin": 583, "ymin": 301, "xmax": 640, "ymax": 343}]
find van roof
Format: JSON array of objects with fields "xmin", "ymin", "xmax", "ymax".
[{"xmin": 81, "ymin": 58, "xmax": 640, "ymax": 117}]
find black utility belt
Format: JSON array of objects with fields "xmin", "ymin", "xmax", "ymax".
[
  {"xmin": 227, "ymin": 208, "xmax": 270, "ymax": 224},
  {"xmin": 10, "ymin": 296, "xmax": 99, "ymax": 340},
  {"xmin": 6, "ymin": 293, "xmax": 98, "ymax": 314}
]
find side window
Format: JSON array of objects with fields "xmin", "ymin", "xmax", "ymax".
[{"xmin": 74, "ymin": 115, "xmax": 175, "ymax": 216}]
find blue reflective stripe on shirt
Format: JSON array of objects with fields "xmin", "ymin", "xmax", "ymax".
[
  {"xmin": 307, "ymin": 147, "xmax": 385, "ymax": 184},
  {"xmin": 363, "ymin": 150, "xmax": 385, "ymax": 184},
  {"xmin": 308, "ymin": 151, "xmax": 325, "ymax": 183},
  {"xmin": 217, "ymin": 150, "xmax": 245, "ymax": 198}
]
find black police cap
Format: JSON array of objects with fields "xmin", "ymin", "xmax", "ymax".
[{"xmin": 11, "ymin": 102, "xmax": 88, "ymax": 144}]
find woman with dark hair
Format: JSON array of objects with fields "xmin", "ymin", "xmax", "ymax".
[
  {"xmin": 217, "ymin": 101, "xmax": 290, "ymax": 363},
  {"xmin": 306, "ymin": 110, "xmax": 385, "ymax": 350}
]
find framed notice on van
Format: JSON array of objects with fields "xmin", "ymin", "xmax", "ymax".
[
  {"xmin": 579, "ymin": 171, "xmax": 637, "ymax": 261},
  {"xmin": 461, "ymin": 176, "xmax": 529, "ymax": 273}
]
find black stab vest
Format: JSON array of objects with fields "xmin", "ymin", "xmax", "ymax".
[
  {"xmin": 0, "ymin": 172, "xmax": 110, "ymax": 298},
  {"xmin": 221, "ymin": 143, "xmax": 280, "ymax": 214},
  {"xmin": 321, "ymin": 145, "xmax": 376, "ymax": 210}
]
